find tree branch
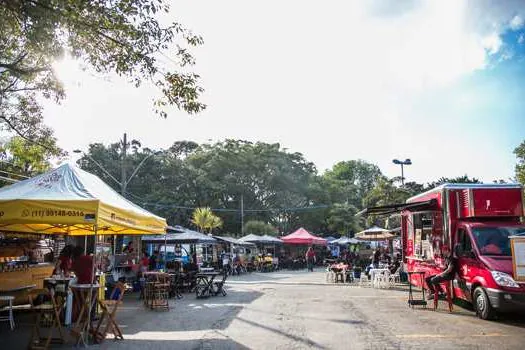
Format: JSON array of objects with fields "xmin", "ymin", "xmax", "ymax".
[
  {"xmin": 0, "ymin": 63, "xmax": 49, "ymax": 75},
  {"xmin": 0, "ymin": 115, "xmax": 53, "ymax": 151}
]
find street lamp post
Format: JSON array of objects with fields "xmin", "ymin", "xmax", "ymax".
[{"xmin": 392, "ymin": 158, "xmax": 412, "ymax": 186}]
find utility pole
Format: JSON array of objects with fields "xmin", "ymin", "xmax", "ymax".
[
  {"xmin": 240, "ymin": 194, "xmax": 244, "ymax": 237},
  {"xmin": 121, "ymin": 132, "xmax": 128, "ymax": 196},
  {"xmin": 116, "ymin": 133, "xmax": 129, "ymax": 253}
]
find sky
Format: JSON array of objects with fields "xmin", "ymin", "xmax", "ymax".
[{"xmin": 43, "ymin": 0, "xmax": 525, "ymax": 184}]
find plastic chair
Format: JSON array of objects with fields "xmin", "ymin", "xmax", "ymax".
[
  {"xmin": 433, "ymin": 281, "xmax": 453, "ymax": 312},
  {"xmin": 359, "ymin": 274, "xmax": 370, "ymax": 287},
  {"xmin": 0, "ymin": 295, "xmax": 15, "ymax": 330},
  {"xmin": 389, "ymin": 268, "xmax": 401, "ymax": 285}
]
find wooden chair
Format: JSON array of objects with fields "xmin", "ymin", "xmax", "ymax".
[
  {"xmin": 27, "ymin": 288, "xmax": 65, "ymax": 350},
  {"xmin": 150, "ymin": 274, "xmax": 170, "ymax": 311},
  {"xmin": 93, "ymin": 282, "xmax": 126, "ymax": 343},
  {"xmin": 433, "ymin": 281, "xmax": 453, "ymax": 312}
]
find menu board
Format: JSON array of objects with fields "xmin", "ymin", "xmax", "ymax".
[{"xmin": 510, "ymin": 237, "xmax": 525, "ymax": 282}]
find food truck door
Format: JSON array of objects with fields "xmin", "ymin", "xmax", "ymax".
[{"xmin": 455, "ymin": 226, "xmax": 478, "ymax": 302}]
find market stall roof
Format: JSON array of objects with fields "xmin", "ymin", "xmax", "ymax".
[
  {"xmin": 213, "ymin": 235, "xmax": 255, "ymax": 246},
  {"xmin": 355, "ymin": 199, "xmax": 437, "ymax": 217},
  {"xmin": 0, "ymin": 163, "xmax": 166, "ymax": 235},
  {"xmin": 142, "ymin": 228, "xmax": 216, "ymax": 244},
  {"xmin": 332, "ymin": 237, "xmax": 361, "ymax": 245},
  {"xmin": 281, "ymin": 227, "xmax": 327, "ymax": 245},
  {"xmin": 354, "ymin": 226, "xmax": 396, "ymax": 241},
  {"xmin": 238, "ymin": 234, "xmax": 264, "ymax": 243},
  {"xmin": 324, "ymin": 236, "xmax": 338, "ymax": 243},
  {"xmin": 261, "ymin": 235, "xmax": 284, "ymax": 244}
]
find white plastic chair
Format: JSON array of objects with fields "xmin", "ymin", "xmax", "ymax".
[
  {"xmin": 374, "ymin": 271, "xmax": 391, "ymax": 288},
  {"xmin": 325, "ymin": 266, "xmax": 335, "ymax": 283},
  {"xmin": 389, "ymin": 268, "xmax": 401, "ymax": 285},
  {"xmin": 359, "ymin": 274, "xmax": 370, "ymax": 287}
]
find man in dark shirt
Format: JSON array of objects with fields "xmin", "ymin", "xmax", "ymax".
[{"xmin": 425, "ymin": 245, "xmax": 457, "ymax": 299}]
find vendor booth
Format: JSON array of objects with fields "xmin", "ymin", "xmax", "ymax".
[{"xmin": 0, "ymin": 163, "xmax": 166, "ymax": 345}]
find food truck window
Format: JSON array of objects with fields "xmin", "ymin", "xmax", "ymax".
[
  {"xmin": 413, "ymin": 213, "xmax": 434, "ymax": 259},
  {"xmin": 457, "ymin": 228, "xmax": 473, "ymax": 256}
]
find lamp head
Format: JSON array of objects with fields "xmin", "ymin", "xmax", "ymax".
[
  {"xmin": 73, "ymin": 149, "xmax": 82, "ymax": 154},
  {"xmin": 392, "ymin": 159, "xmax": 401, "ymax": 165},
  {"xmin": 404, "ymin": 159, "xmax": 412, "ymax": 165}
]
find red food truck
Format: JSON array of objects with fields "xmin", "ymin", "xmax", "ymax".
[{"xmin": 359, "ymin": 183, "xmax": 525, "ymax": 320}]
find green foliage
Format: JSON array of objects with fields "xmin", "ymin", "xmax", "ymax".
[
  {"xmin": 0, "ymin": 135, "xmax": 64, "ymax": 186},
  {"xmin": 515, "ymin": 140, "xmax": 525, "ymax": 185},
  {"xmin": 77, "ymin": 137, "xmax": 487, "ymax": 236},
  {"xmin": 1, "ymin": 0, "xmax": 204, "ymax": 142},
  {"xmin": 243, "ymin": 220, "xmax": 277, "ymax": 236},
  {"xmin": 426, "ymin": 175, "xmax": 481, "ymax": 189},
  {"xmin": 191, "ymin": 207, "xmax": 222, "ymax": 233},
  {"xmin": 326, "ymin": 203, "xmax": 360, "ymax": 236}
]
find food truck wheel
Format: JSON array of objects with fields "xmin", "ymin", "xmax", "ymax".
[{"xmin": 474, "ymin": 287, "xmax": 496, "ymax": 320}]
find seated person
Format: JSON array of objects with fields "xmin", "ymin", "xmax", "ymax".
[
  {"xmin": 140, "ymin": 252, "xmax": 150, "ymax": 273},
  {"xmin": 425, "ymin": 245, "xmax": 456, "ymax": 300},
  {"xmin": 389, "ymin": 254, "xmax": 401, "ymax": 274}
]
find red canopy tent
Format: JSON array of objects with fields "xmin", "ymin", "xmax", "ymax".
[{"xmin": 281, "ymin": 227, "xmax": 327, "ymax": 245}]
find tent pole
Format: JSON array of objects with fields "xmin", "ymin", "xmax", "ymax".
[
  {"xmin": 84, "ymin": 235, "xmax": 87, "ymax": 254},
  {"xmin": 164, "ymin": 232, "xmax": 167, "ymax": 271},
  {"xmin": 86, "ymin": 226, "xmax": 97, "ymax": 346}
]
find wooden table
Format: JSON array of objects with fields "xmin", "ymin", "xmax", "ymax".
[{"xmin": 70, "ymin": 284, "xmax": 100, "ymax": 346}]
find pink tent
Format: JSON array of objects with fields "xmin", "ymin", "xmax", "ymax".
[{"xmin": 281, "ymin": 227, "xmax": 327, "ymax": 245}]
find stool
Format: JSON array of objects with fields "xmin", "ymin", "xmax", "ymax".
[
  {"xmin": 0, "ymin": 295, "xmax": 15, "ymax": 330},
  {"xmin": 434, "ymin": 281, "xmax": 453, "ymax": 312}
]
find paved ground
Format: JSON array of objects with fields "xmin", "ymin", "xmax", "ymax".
[{"xmin": 2, "ymin": 270, "xmax": 525, "ymax": 349}]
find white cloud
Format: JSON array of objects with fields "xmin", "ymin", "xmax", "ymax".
[
  {"xmin": 510, "ymin": 15, "xmax": 524, "ymax": 30},
  {"xmin": 44, "ymin": 0, "xmax": 525, "ymax": 184}
]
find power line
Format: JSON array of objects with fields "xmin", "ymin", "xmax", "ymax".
[{"xmin": 141, "ymin": 201, "xmax": 330, "ymax": 213}]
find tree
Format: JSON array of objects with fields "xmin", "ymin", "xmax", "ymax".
[
  {"xmin": 326, "ymin": 203, "xmax": 360, "ymax": 236},
  {"xmin": 1, "ymin": 0, "xmax": 205, "ymax": 142},
  {"xmin": 191, "ymin": 207, "xmax": 222, "ymax": 234},
  {"xmin": 243, "ymin": 220, "xmax": 277, "ymax": 236},
  {"xmin": 426, "ymin": 175, "xmax": 481, "ymax": 189},
  {"xmin": 323, "ymin": 160, "xmax": 382, "ymax": 208},
  {"xmin": 0, "ymin": 135, "xmax": 64, "ymax": 186},
  {"xmin": 515, "ymin": 140, "xmax": 525, "ymax": 185}
]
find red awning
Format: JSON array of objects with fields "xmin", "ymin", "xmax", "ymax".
[{"xmin": 281, "ymin": 228, "xmax": 327, "ymax": 245}]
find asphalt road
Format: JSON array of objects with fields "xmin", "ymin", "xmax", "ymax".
[{"xmin": 2, "ymin": 270, "xmax": 525, "ymax": 349}]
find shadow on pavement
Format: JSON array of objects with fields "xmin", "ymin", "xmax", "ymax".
[
  {"xmin": 236, "ymin": 316, "xmax": 329, "ymax": 350},
  {"xmin": 0, "ymin": 288, "xmax": 263, "ymax": 349}
]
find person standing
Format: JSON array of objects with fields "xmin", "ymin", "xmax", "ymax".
[
  {"xmin": 306, "ymin": 246, "xmax": 316, "ymax": 272},
  {"xmin": 71, "ymin": 246, "xmax": 94, "ymax": 284}
]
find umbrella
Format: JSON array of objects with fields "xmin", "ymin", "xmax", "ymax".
[
  {"xmin": 142, "ymin": 228, "xmax": 216, "ymax": 244},
  {"xmin": 333, "ymin": 237, "xmax": 361, "ymax": 245},
  {"xmin": 355, "ymin": 226, "xmax": 396, "ymax": 241},
  {"xmin": 261, "ymin": 235, "xmax": 284, "ymax": 244},
  {"xmin": 238, "ymin": 234, "xmax": 266, "ymax": 244}
]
